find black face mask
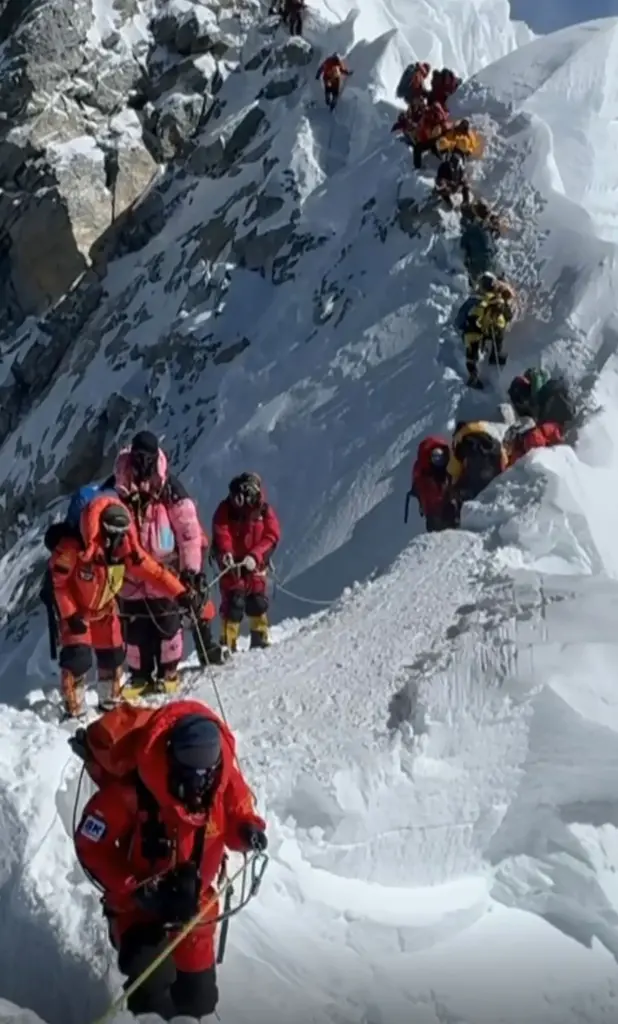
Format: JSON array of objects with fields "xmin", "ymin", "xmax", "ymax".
[
  {"xmin": 169, "ymin": 763, "xmax": 220, "ymax": 813},
  {"xmin": 131, "ymin": 451, "xmax": 158, "ymax": 483},
  {"xmin": 102, "ymin": 532, "xmax": 127, "ymax": 561}
]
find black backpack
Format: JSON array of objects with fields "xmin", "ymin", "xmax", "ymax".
[{"xmin": 537, "ymin": 379, "xmax": 575, "ymax": 427}]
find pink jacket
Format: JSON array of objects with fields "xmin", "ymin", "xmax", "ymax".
[{"xmin": 114, "ymin": 447, "xmax": 204, "ymax": 601}]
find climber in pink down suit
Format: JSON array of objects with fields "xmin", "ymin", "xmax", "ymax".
[{"xmin": 106, "ymin": 431, "xmax": 224, "ymax": 694}]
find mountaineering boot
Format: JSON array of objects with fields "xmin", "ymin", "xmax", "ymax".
[
  {"xmin": 193, "ymin": 619, "xmax": 231, "ymax": 667},
  {"xmin": 61, "ymin": 669, "xmax": 86, "ymax": 720},
  {"xmin": 96, "ymin": 668, "xmax": 123, "ymax": 712},
  {"xmin": 154, "ymin": 669, "xmax": 181, "ymax": 695},
  {"xmin": 206, "ymin": 643, "xmax": 231, "ymax": 665},
  {"xmin": 220, "ymin": 620, "xmax": 241, "ymax": 653},
  {"xmin": 122, "ymin": 670, "xmax": 153, "ymax": 701},
  {"xmin": 249, "ymin": 613, "xmax": 271, "ymax": 649},
  {"xmin": 466, "ymin": 372, "xmax": 484, "ymax": 390}
]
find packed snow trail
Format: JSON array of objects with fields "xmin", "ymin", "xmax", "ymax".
[{"xmin": 7, "ymin": 498, "xmax": 618, "ymax": 1024}]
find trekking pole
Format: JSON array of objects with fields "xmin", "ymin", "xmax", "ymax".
[
  {"xmin": 403, "ymin": 490, "xmax": 414, "ymax": 524},
  {"xmin": 90, "ymin": 856, "xmax": 263, "ymax": 1024}
]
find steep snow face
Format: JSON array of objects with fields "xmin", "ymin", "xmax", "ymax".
[
  {"xmin": 0, "ymin": 0, "xmax": 532, "ymax": 690},
  {"xmin": 3, "ymin": 5, "xmax": 618, "ymax": 1024},
  {"xmin": 314, "ymin": 0, "xmax": 534, "ymax": 79},
  {"xmin": 475, "ymin": 18, "xmax": 618, "ymax": 242},
  {"xmin": 0, "ymin": 4, "xmax": 610, "ymax": 697}
]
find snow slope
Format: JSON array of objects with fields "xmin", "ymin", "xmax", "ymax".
[
  {"xmin": 4, "ymin": 6, "xmax": 618, "ymax": 1024},
  {"xmin": 0, "ymin": 0, "xmax": 534, "ymax": 689}
]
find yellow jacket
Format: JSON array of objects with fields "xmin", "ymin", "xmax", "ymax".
[
  {"xmin": 463, "ymin": 299, "xmax": 507, "ymax": 341},
  {"xmin": 448, "ymin": 421, "xmax": 508, "ymax": 484}
]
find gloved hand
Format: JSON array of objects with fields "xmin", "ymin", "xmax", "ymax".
[
  {"xmin": 177, "ymin": 589, "xmax": 202, "ymax": 616},
  {"xmin": 238, "ymin": 822, "xmax": 268, "ymax": 853},
  {"xmin": 134, "ymin": 862, "xmax": 200, "ymax": 924},
  {"xmin": 242, "ymin": 554, "xmax": 257, "ymax": 572},
  {"xmin": 66, "ymin": 614, "xmax": 88, "ymax": 636},
  {"xmin": 221, "ymin": 552, "xmax": 235, "ymax": 570},
  {"xmin": 179, "ymin": 569, "xmax": 206, "ymax": 595}
]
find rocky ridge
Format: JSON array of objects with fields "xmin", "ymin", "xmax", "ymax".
[{"xmin": 0, "ymin": 0, "xmax": 258, "ymax": 331}]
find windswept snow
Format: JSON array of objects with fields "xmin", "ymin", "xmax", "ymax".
[
  {"xmin": 476, "ymin": 18, "xmax": 618, "ymax": 242},
  {"xmin": 4, "ymin": 1, "xmax": 618, "ymax": 1024}
]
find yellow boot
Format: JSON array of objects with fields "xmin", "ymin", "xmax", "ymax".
[
  {"xmin": 158, "ymin": 670, "xmax": 181, "ymax": 695},
  {"xmin": 122, "ymin": 671, "xmax": 153, "ymax": 701},
  {"xmin": 249, "ymin": 613, "xmax": 270, "ymax": 649},
  {"xmin": 220, "ymin": 620, "xmax": 241, "ymax": 653}
]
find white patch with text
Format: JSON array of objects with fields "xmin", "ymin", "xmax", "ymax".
[{"xmin": 80, "ymin": 815, "xmax": 107, "ymax": 842}]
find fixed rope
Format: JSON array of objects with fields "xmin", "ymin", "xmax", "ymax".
[{"xmin": 90, "ymin": 854, "xmax": 266, "ymax": 1024}]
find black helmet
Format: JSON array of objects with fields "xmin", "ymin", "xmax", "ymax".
[
  {"xmin": 168, "ymin": 714, "xmax": 222, "ymax": 812},
  {"xmin": 130, "ymin": 430, "xmax": 159, "ymax": 482},
  {"xmin": 229, "ymin": 472, "xmax": 262, "ymax": 508},
  {"xmin": 100, "ymin": 502, "xmax": 131, "ymax": 539}
]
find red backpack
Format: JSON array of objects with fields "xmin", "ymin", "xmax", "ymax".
[{"xmin": 71, "ymin": 704, "xmax": 158, "ymax": 788}]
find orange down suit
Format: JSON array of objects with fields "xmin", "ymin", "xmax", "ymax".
[
  {"xmin": 317, "ymin": 56, "xmax": 349, "ymax": 86},
  {"xmin": 74, "ymin": 701, "xmax": 266, "ymax": 972},
  {"xmin": 50, "ymin": 494, "xmax": 185, "ymax": 655}
]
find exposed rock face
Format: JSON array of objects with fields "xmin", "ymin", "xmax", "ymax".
[
  {"xmin": 0, "ymin": 0, "xmax": 256, "ymax": 330},
  {"xmin": 0, "ymin": 12, "xmax": 329, "ymax": 576}
]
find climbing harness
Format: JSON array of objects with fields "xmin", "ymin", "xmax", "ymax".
[{"xmin": 90, "ymin": 851, "xmax": 268, "ymax": 1024}]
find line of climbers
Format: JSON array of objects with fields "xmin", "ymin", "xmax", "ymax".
[
  {"xmin": 408, "ymin": 368, "xmax": 576, "ymax": 531},
  {"xmin": 50, "ymin": 32, "xmax": 573, "ymax": 1024},
  {"xmin": 390, "ymin": 60, "xmax": 519, "ymax": 389},
  {"xmin": 40, "ymin": 430, "xmax": 281, "ymax": 720}
]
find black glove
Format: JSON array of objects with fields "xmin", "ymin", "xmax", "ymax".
[
  {"xmin": 135, "ymin": 862, "xmax": 200, "ymax": 924},
  {"xmin": 179, "ymin": 568, "xmax": 206, "ymax": 591},
  {"xmin": 177, "ymin": 589, "xmax": 202, "ymax": 615},
  {"xmin": 66, "ymin": 614, "xmax": 88, "ymax": 635},
  {"xmin": 239, "ymin": 822, "xmax": 268, "ymax": 853}
]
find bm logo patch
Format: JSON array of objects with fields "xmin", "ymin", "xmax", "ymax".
[{"xmin": 80, "ymin": 815, "xmax": 107, "ymax": 842}]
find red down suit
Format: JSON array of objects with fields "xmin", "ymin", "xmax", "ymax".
[
  {"xmin": 74, "ymin": 701, "xmax": 266, "ymax": 972},
  {"xmin": 212, "ymin": 494, "xmax": 281, "ymax": 620},
  {"xmin": 411, "ymin": 435, "xmax": 456, "ymax": 531},
  {"xmin": 507, "ymin": 421, "xmax": 564, "ymax": 466}
]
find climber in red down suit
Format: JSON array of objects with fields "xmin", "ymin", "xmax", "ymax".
[
  {"xmin": 411, "ymin": 436, "xmax": 459, "ymax": 532},
  {"xmin": 212, "ymin": 473, "xmax": 281, "ymax": 652}
]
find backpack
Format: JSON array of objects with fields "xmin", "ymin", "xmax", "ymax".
[
  {"xmin": 71, "ymin": 705, "xmax": 211, "ymax": 876},
  {"xmin": 66, "ymin": 484, "xmax": 105, "ymax": 530},
  {"xmin": 71, "ymin": 704, "xmax": 157, "ymax": 789},
  {"xmin": 523, "ymin": 367, "xmax": 550, "ymax": 400},
  {"xmin": 454, "ymin": 295, "xmax": 478, "ymax": 331},
  {"xmin": 536, "ymin": 379, "xmax": 575, "ymax": 428}
]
